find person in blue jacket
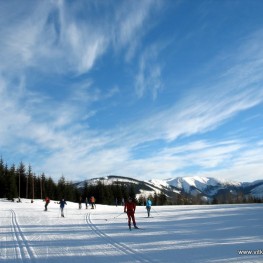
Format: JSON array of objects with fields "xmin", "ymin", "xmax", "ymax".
[
  {"xmin": 146, "ymin": 198, "xmax": 152, "ymax": 217},
  {"xmin": 59, "ymin": 198, "xmax": 67, "ymax": 217}
]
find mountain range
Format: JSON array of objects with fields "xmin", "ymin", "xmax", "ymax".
[{"xmin": 75, "ymin": 175, "xmax": 263, "ymax": 203}]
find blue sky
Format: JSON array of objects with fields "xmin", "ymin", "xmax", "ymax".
[{"xmin": 1, "ymin": 0, "xmax": 263, "ymax": 183}]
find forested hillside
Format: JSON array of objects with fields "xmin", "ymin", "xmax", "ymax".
[
  {"xmin": 1, "ymin": 157, "xmax": 262, "ymax": 205},
  {"xmin": 0, "ymin": 158, "xmax": 158, "ymax": 205}
]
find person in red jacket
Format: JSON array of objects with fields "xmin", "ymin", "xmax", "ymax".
[
  {"xmin": 90, "ymin": 196, "xmax": 96, "ymax": 209},
  {"xmin": 124, "ymin": 197, "xmax": 139, "ymax": 230},
  {"xmin": 44, "ymin": 197, "xmax": 50, "ymax": 211}
]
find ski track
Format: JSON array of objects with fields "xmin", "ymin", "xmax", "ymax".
[
  {"xmin": 0, "ymin": 210, "xmax": 9, "ymax": 261},
  {"xmin": 85, "ymin": 212, "xmax": 151, "ymax": 263},
  {"xmin": 43, "ymin": 221, "xmax": 77, "ymax": 262},
  {"xmin": 10, "ymin": 209, "xmax": 36, "ymax": 263},
  {"xmin": 39, "ymin": 209, "xmax": 93, "ymax": 262}
]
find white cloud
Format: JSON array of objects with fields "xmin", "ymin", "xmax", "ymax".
[
  {"xmin": 0, "ymin": 0, "xmax": 161, "ymax": 76},
  {"xmin": 1, "ymin": 1, "xmax": 263, "ymax": 183},
  {"xmin": 0, "ymin": 2, "xmax": 99, "ymax": 75},
  {"xmin": 135, "ymin": 47, "xmax": 163, "ymax": 99},
  {"xmin": 65, "ymin": 23, "xmax": 108, "ymax": 74},
  {"xmin": 112, "ymin": 0, "xmax": 161, "ymax": 59}
]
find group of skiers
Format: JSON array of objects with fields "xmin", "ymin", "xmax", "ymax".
[
  {"xmin": 44, "ymin": 195, "xmax": 97, "ymax": 217},
  {"xmin": 44, "ymin": 196, "xmax": 153, "ymax": 229},
  {"xmin": 44, "ymin": 196, "xmax": 67, "ymax": 217},
  {"xmin": 123, "ymin": 197, "xmax": 152, "ymax": 230},
  {"xmin": 78, "ymin": 196, "xmax": 96, "ymax": 210}
]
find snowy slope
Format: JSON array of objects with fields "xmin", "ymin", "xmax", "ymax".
[
  {"xmin": 75, "ymin": 175, "xmax": 173, "ymax": 198},
  {"xmin": 0, "ymin": 199, "xmax": 262, "ymax": 263},
  {"xmin": 167, "ymin": 176, "xmax": 241, "ymax": 193},
  {"xmin": 250, "ymin": 184, "xmax": 263, "ymax": 198},
  {"xmin": 76, "ymin": 175, "xmax": 140, "ymax": 187},
  {"xmin": 164, "ymin": 176, "xmax": 245, "ymax": 198},
  {"xmin": 148, "ymin": 179, "xmax": 170, "ymax": 188}
]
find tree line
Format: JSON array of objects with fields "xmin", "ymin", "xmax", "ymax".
[
  {"xmin": 0, "ymin": 158, "xmax": 77, "ymax": 201},
  {"xmin": 0, "ymin": 157, "xmax": 165, "ymax": 205},
  {"xmin": 1, "ymin": 157, "xmax": 261, "ymax": 205}
]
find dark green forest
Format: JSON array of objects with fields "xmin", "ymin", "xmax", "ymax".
[
  {"xmin": 0, "ymin": 157, "xmax": 75, "ymax": 202},
  {"xmin": 0, "ymin": 157, "xmax": 167, "ymax": 205}
]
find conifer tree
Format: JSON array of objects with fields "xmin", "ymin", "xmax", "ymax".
[
  {"xmin": 129, "ymin": 184, "xmax": 136, "ymax": 201},
  {"xmin": 7, "ymin": 164, "xmax": 18, "ymax": 200},
  {"xmin": 40, "ymin": 173, "xmax": 46, "ymax": 199},
  {"xmin": 113, "ymin": 180, "xmax": 123, "ymax": 205},
  {"xmin": 57, "ymin": 175, "xmax": 66, "ymax": 200},
  {"xmin": 27, "ymin": 165, "xmax": 33, "ymax": 200},
  {"xmin": 17, "ymin": 162, "xmax": 26, "ymax": 198},
  {"xmin": 153, "ymin": 192, "xmax": 158, "ymax": 205},
  {"xmin": 0, "ymin": 157, "xmax": 6, "ymax": 198},
  {"xmin": 45, "ymin": 177, "xmax": 56, "ymax": 200},
  {"xmin": 82, "ymin": 181, "xmax": 89, "ymax": 199},
  {"xmin": 158, "ymin": 191, "xmax": 167, "ymax": 205}
]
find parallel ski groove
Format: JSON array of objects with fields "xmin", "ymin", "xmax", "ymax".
[
  {"xmin": 85, "ymin": 213, "xmax": 151, "ymax": 263},
  {"xmin": 10, "ymin": 209, "xmax": 36, "ymax": 263}
]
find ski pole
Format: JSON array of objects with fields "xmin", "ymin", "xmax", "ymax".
[
  {"xmin": 152, "ymin": 207, "xmax": 160, "ymax": 215},
  {"xmin": 105, "ymin": 212, "xmax": 124, "ymax": 221},
  {"xmin": 114, "ymin": 212, "xmax": 124, "ymax": 219}
]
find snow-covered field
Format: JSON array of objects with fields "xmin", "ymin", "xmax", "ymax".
[{"xmin": 0, "ymin": 199, "xmax": 262, "ymax": 263}]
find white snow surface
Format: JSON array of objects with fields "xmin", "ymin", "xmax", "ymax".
[{"xmin": 0, "ymin": 199, "xmax": 262, "ymax": 263}]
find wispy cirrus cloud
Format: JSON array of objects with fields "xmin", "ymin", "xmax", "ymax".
[
  {"xmin": 0, "ymin": 0, "xmax": 160, "ymax": 76},
  {"xmin": 112, "ymin": 0, "xmax": 162, "ymax": 60},
  {"xmin": 1, "ymin": 1, "xmax": 263, "ymax": 183},
  {"xmin": 135, "ymin": 46, "xmax": 163, "ymax": 99}
]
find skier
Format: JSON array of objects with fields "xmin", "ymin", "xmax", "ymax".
[
  {"xmin": 85, "ymin": 197, "xmax": 89, "ymax": 209},
  {"xmin": 79, "ymin": 196, "xmax": 82, "ymax": 209},
  {"xmin": 124, "ymin": 197, "xmax": 138, "ymax": 230},
  {"xmin": 44, "ymin": 197, "xmax": 50, "ymax": 211},
  {"xmin": 59, "ymin": 198, "xmax": 67, "ymax": 217},
  {"xmin": 146, "ymin": 198, "xmax": 152, "ymax": 217},
  {"xmin": 90, "ymin": 196, "xmax": 95, "ymax": 209}
]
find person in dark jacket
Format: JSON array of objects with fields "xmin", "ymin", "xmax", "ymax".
[
  {"xmin": 124, "ymin": 197, "xmax": 138, "ymax": 230},
  {"xmin": 79, "ymin": 196, "xmax": 82, "ymax": 209},
  {"xmin": 85, "ymin": 197, "xmax": 89, "ymax": 209},
  {"xmin": 59, "ymin": 199, "xmax": 67, "ymax": 217}
]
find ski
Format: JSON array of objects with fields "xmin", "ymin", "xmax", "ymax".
[{"xmin": 128, "ymin": 227, "xmax": 143, "ymax": 230}]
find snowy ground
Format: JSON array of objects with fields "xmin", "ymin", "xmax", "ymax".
[{"xmin": 0, "ymin": 199, "xmax": 262, "ymax": 263}]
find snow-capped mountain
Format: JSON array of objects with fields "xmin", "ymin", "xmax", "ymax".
[
  {"xmin": 75, "ymin": 175, "xmax": 181, "ymax": 200},
  {"xmin": 75, "ymin": 175, "xmax": 169, "ymax": 195},
  {"xmin": 241, "ymin": 180, "xmax": 263, "ymax": 199},
  {"xmin": 76, "ymin": 175, "xmax": 263, "ymax": 202},
  {"xmin": 165, "ymin": 176, "xmax": 241, "ymax": 197},
  {"xmin": 167, "ymin": 176, "xmax": 240, "ymax": 192}
]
